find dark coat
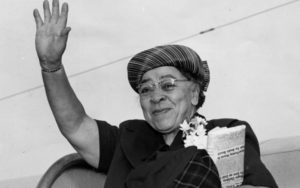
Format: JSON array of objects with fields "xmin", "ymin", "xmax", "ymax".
[{"xmin": 96, "ymin": 118, "xmax": 278, "ymax": 188}]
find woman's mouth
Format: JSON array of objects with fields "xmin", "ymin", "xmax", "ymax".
[{"xmin": 152, "ymin": 108, "xmax": 171, "ymax": 116}]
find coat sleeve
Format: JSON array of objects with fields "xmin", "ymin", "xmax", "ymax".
[
  {"xmin": 95, "ymin": 120, "xmax": 119, "ymax": 173},
  {"xmin": 237, "ymin": 121, "xmax": 278, "ymax": 188}
]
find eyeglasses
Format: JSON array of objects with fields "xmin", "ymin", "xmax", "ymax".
[{"xmin": 137, "ymin": 78, "xmax": 190, "ymax": 97}]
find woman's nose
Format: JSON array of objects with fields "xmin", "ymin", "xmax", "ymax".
[{"xmin": 150, "ymin": 89, "xmax": 166, "ymax": 103}]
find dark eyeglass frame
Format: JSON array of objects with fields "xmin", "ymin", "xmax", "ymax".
[{"xmin": 137, "ymin": 78, "xmax": 190, "ymax": 97}]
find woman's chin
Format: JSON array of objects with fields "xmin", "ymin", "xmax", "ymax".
[{"xmin": 153, "ymin": 123, "xmax": 178, "ymax": 134}]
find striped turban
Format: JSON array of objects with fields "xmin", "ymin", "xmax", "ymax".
[{"xmin": 127, "ymin": 45, "xmax": 210, "ymax": 93}]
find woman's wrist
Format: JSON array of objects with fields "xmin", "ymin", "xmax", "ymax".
[
  {"xmin": 40, "ymin": 59, "xmax": 63, "ymax": 73},
  {"xmin": 41, "ymin": 64, "xmax": 63, "ymax": 73}
]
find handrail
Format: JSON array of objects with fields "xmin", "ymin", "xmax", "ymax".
[{"xmin": 37, "ymin": 153, "xmax": 102, "ymax": 188}]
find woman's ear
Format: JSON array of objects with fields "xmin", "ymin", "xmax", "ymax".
[{"xmin": 191, "ymin": 84, "xmax": 200, "ymax": 106}]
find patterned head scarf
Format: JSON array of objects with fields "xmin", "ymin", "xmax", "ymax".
[{"xmin": 127, "ymin": 45, "xmax": 210, "ymax": 93}]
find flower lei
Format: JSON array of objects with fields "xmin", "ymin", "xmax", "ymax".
[{"xmin": 180, "ymin": 116, "xmax": 208, "ymax": 149}]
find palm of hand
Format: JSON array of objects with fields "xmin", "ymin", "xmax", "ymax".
[
  {"xmin": 34, "ymin": 0, "xmax": 70, "ymax": 69},
  {"xmin": 36, "ymin": 23, "xmax": 68, "ymax": 64}
]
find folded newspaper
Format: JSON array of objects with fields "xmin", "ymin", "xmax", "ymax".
[{"xmin": 207, "ymin": 125, "xmax": 246, "ymax": 188}]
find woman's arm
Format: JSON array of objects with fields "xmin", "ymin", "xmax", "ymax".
[{"xmin": 33, "ymin": 0, "xmax": 99, "ymax": 168}]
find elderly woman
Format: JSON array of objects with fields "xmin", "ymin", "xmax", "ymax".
[{"xmin": 33, "ymin": 0, "xmax": 277, "ymax": 187}]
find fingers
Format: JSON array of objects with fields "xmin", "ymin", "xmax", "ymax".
[
  {"xmin": 33, "ymin": 9, "xmax": 43, "ymax": 29},
  {"xmin": 51, "ymin": 0, "xmax": 60, "ymax": 23},
  {"xmin": 43, "ymin": 0, "xmax": 51, "ymax": 23},
  {"xmin": 58, "ymin": 2, "xmax": 68, "ymax": 27},
  {"xmin": 35, "ymin": 0, "xmax": 69, "ymax": 28}
]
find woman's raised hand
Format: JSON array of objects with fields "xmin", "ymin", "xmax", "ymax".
[{"xmin": 33, "ymin": 0, "xmax": 71, "ymax": 71}]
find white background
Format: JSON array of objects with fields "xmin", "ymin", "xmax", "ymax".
[{"xmin": 1, "ymin": 0, "xmax": 300, "ymax": 184}]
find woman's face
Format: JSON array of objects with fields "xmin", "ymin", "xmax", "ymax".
[{"xmin": 139, "ymin": 66, "xmax": 199, "ymax": 134}]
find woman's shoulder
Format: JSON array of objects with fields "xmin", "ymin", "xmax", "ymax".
[{"xmin": 207, "ymin": 118, "xmax": 260, "ymax": 152}]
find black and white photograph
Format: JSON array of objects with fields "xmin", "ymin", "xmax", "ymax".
[{"xmin": 0, "ymin": 0, "xmax": 299, "ymax": 187}]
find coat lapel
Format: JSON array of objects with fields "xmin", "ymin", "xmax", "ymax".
[
  {"xmin": 119, "ymin": 120, "xmax": 198, "ymax": 188},
  {"xmin": 120, "ymin": 120, "xmax": 165, "ymax": 168}
]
